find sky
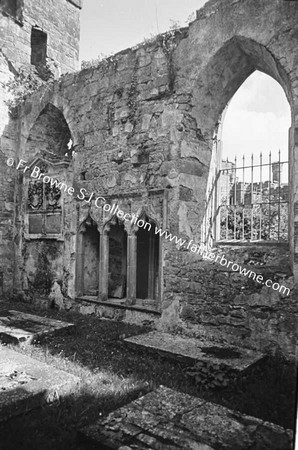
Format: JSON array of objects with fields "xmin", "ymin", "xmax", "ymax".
[
  {"xmin": 80, "ymin": 0, "xmax": 206, "ymax": 60},
  {"xmin": 80, "ymin": 1, "xmax": 291, "ymax": 173},
  {"xmin": 221, "ymin": 71, "xmax": 291, "ymax": 163}
]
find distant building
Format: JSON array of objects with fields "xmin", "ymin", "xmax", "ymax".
[{"xmin": 219, "ymin": 160, "xmax": 288, "ymax": 205}]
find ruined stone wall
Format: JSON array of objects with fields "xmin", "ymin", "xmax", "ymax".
[
  {"xmin": 163, "ymin": 244, "xmax": 296, "ymax": 357},
  {"xmin": 0, "ymin": 0, "xmax": 81, "ymax": 73},
  {"xmin": 0, "ymin": 0, "xmax": 82, "ymax": 294},
  {"xmin": 0, "ymin": 54, "xmax": 18, "ymax": 293},
  {"xmin": 16, "ymin": 0, "xmax": 298, "ymax": 357},
  {"xmin": 16, "ymin": 29, "xmax": 189, "ymax": 303}
]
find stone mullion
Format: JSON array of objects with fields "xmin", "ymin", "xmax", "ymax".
[
  {"xmin": 75, "ymin": 230, "xmax": 84, "ymax": 297},
  {"xmin": 126, "ymin": 233, "xmax": 137, "ymax": 305},
  {"xmin": 122, "ymin": 232, "xmax": 127, "ymax": 297},
  {"xmin": 148, "ymin": 231, "xmax": 155, "ymax": 299},
  {"xmin": 99, "ymin": 231, "xmax": 109, "ymax": 301}
]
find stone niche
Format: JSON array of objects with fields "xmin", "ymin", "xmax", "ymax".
[{"xmin": 23, "ymin": 155, "xmax": 70, "ymax": 240}]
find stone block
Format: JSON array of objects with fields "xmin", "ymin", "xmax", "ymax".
[
  {"xmin": 79, "ymin": 387, "xmax": 292, "ymax": 449},
  {"xmin": 0, "ymin": 310, "xmax": 75, "ymax": 345},
  {"xmin": 0, "ymin": 347, "xmax": 80, "ymax": 422},
  {"xmin": 124, "ymin": 331, "xmax": 264, "ymax": 372}
]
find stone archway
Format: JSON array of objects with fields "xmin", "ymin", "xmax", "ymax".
[
  {"xmin": 176, "ymin": 27, "xmax": 296, "ymax": 268},
  {"xmin": 25, "ymin": 103, "xmax": 73, "ymax": 160}
]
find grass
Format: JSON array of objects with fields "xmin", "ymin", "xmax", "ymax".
[{"xmin": 0, "ymin": 299, "xmax": 296, "ymax": 450}]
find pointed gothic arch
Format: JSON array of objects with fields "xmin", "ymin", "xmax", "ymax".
[
  {"xmin": 26, "ymin": 103, "xmax": 73, "ymax": 161},
  {"xmin": 190, "ymin": 36, "xmax": 293, "ymax": 249}
]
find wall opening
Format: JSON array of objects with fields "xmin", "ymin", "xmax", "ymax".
[
  {"xmin": 136, "ymin": 220, "xmax": 159, "ymax": 300},
  {"xmin": 82, "ymin": 222, "xmax": 100, "ymax": 296},
  {"xmin": 197, "ymin": 38, "xmax": 293, "ymax": 246},
  {"xmin": 25, "ymin": 104, "xmax": 73, "ymax": 239},
  {"xmin": 26, "ymin": 104, "xmax": 73, "ymax": 160},
  {"xmin": 31, "ymin": 27, "xmax": 47, "ymax": 69},
  {"xmin": 216, "ymin": 71, "xmax": 291, "ymax": 242},
  {"xmin": 108, "ymin": 220, "xmax": 127, "ymax": 299}
]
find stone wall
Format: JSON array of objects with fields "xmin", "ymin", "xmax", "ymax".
[
  {"xmin": 0, "ymin": 0, "xmax": 81, "ymax": 294},
  {"xmin": 6, "ymin": 0, "xmax": 298, "ymax": 357},
  {"xmin": 0, "ymin": 0, "xmax": 81, "ymax": 73},
  {"xmin": 0, "ymin": 54, "xmax": 18, "ymax": 293},
  {"xmin": 162, "ymin": 243, "xmax": 296, "ymax": 357}
]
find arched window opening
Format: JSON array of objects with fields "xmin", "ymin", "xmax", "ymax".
[
  {"xmin": 136, "ymin": 217, "xmax": 159, "ymax": 300},
  {"xmin": 215, "ymin": 71, "xmax": 291, "ymax": 242},
  {"xmin": 25, "ymin": 104, "xmax": 73, "ymax": 238},
  {"xmin": 27, "ymin": 104, "xmax": 72, "ymax": 161},
  {"xmin": 108, "ymin": 219, "xmax": 127, "ymax": 299}
]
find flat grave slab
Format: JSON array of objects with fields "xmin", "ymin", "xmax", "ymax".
[
  {"xmin": 0, "ymin": 346, "xmax": 80, "ymax": 422},
  {"xmin": 80, "ymin": 386, "xmax": 292, "ymax": 449},
  {"xmin": 124, "ymin": 331, "xmax": 263, "ymax": 372},
  {"xmin": 0, "ymin": 310, "xmax": 74, "ymax": 345}
]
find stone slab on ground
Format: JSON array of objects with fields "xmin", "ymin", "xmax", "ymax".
[
  {"xmin": 124, "ymin": 331, "xmax": 263, "ymax": 372},
  {"xmin": 79, "ymin": 386, "xmax": 292, "ymax": 450},
  {"xmin": 0, "ymin": 310, "xmax": 74, "ymax": 345},
  {"xmin": 0, "ymin": 346, "xmax": 80, "ymax": 422}
]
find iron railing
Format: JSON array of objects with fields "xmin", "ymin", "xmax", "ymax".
[{"xmin": 203, "ymin": 151, "xmax": 289, "ymax": 243}]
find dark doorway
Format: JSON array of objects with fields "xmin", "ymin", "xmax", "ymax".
[
  {"xmin": 136, "ymin": 224, "xmax": 159, "ymax": 300},
  {"xmin": 83, "ymin": 223, "xmax": 100, "ymax": 296},
  {"xmin": 108, "ymin": 220, "xmax": 127, "ymax": 298}
]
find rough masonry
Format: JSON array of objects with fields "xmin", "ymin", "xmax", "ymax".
[{"xmin": 0, "ymin": 0, "xmax": 298, "ymax": 358}]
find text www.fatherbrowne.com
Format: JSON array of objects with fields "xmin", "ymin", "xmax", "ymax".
[{"xmin": 10, "ymin": 158, "xmax": 290, "ymax": 297}]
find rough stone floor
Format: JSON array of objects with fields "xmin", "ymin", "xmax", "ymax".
[
  {"xmin": 124, "ymin": 331, "xmax": 263, "ymax": 372},
  {"xmin": 0, "ymin": 309, "xmax": 75, "ymax": 345},
  {"xmin": 0, "ymin": 346, "xmax": 80, "ymax": 422},
  {"xmin": 79, "ymin": 386, "xmax": 293, "ymax": 450}
]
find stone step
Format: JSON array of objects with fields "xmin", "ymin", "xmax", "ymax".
[
  {"xmin": 0, "ymin": 346, "xmax": 80, "ymax": 422},
  {"xmin": 124, "ymin": 331, "xmax": 264, "ymax": 373},
  {"xmin": 79, "ymin": 386, "xmax": 293, "ymax": 449},
  {"xmin": 0, "ymin": 310, "xmax": 75, "ymax": 345}
]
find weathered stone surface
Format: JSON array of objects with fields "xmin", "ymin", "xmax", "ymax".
[
  {"xmin": 0, "ymin": 0, "xmax": 298, "ymax": 358},
  {"xmin": 79, "ymin": 386, "xmax": 293, "ymax": 449},
  {"xmin": 0, "ymin": 346, "xmax": 80, "ymax": 422},
  {"xmin": 0, "ymin": 0, "xmax": 81, "ymax": 295},
  {"xmin": 0, "ymin": 310, "xmax": 74, "ymax": 345},
  {"xmin": 0, "ymin": 0, "xmax": 81, "ymax": 73},
  {"xmin": 124, "ymin": 331, "xmax": 264, "ymax": 372}
]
